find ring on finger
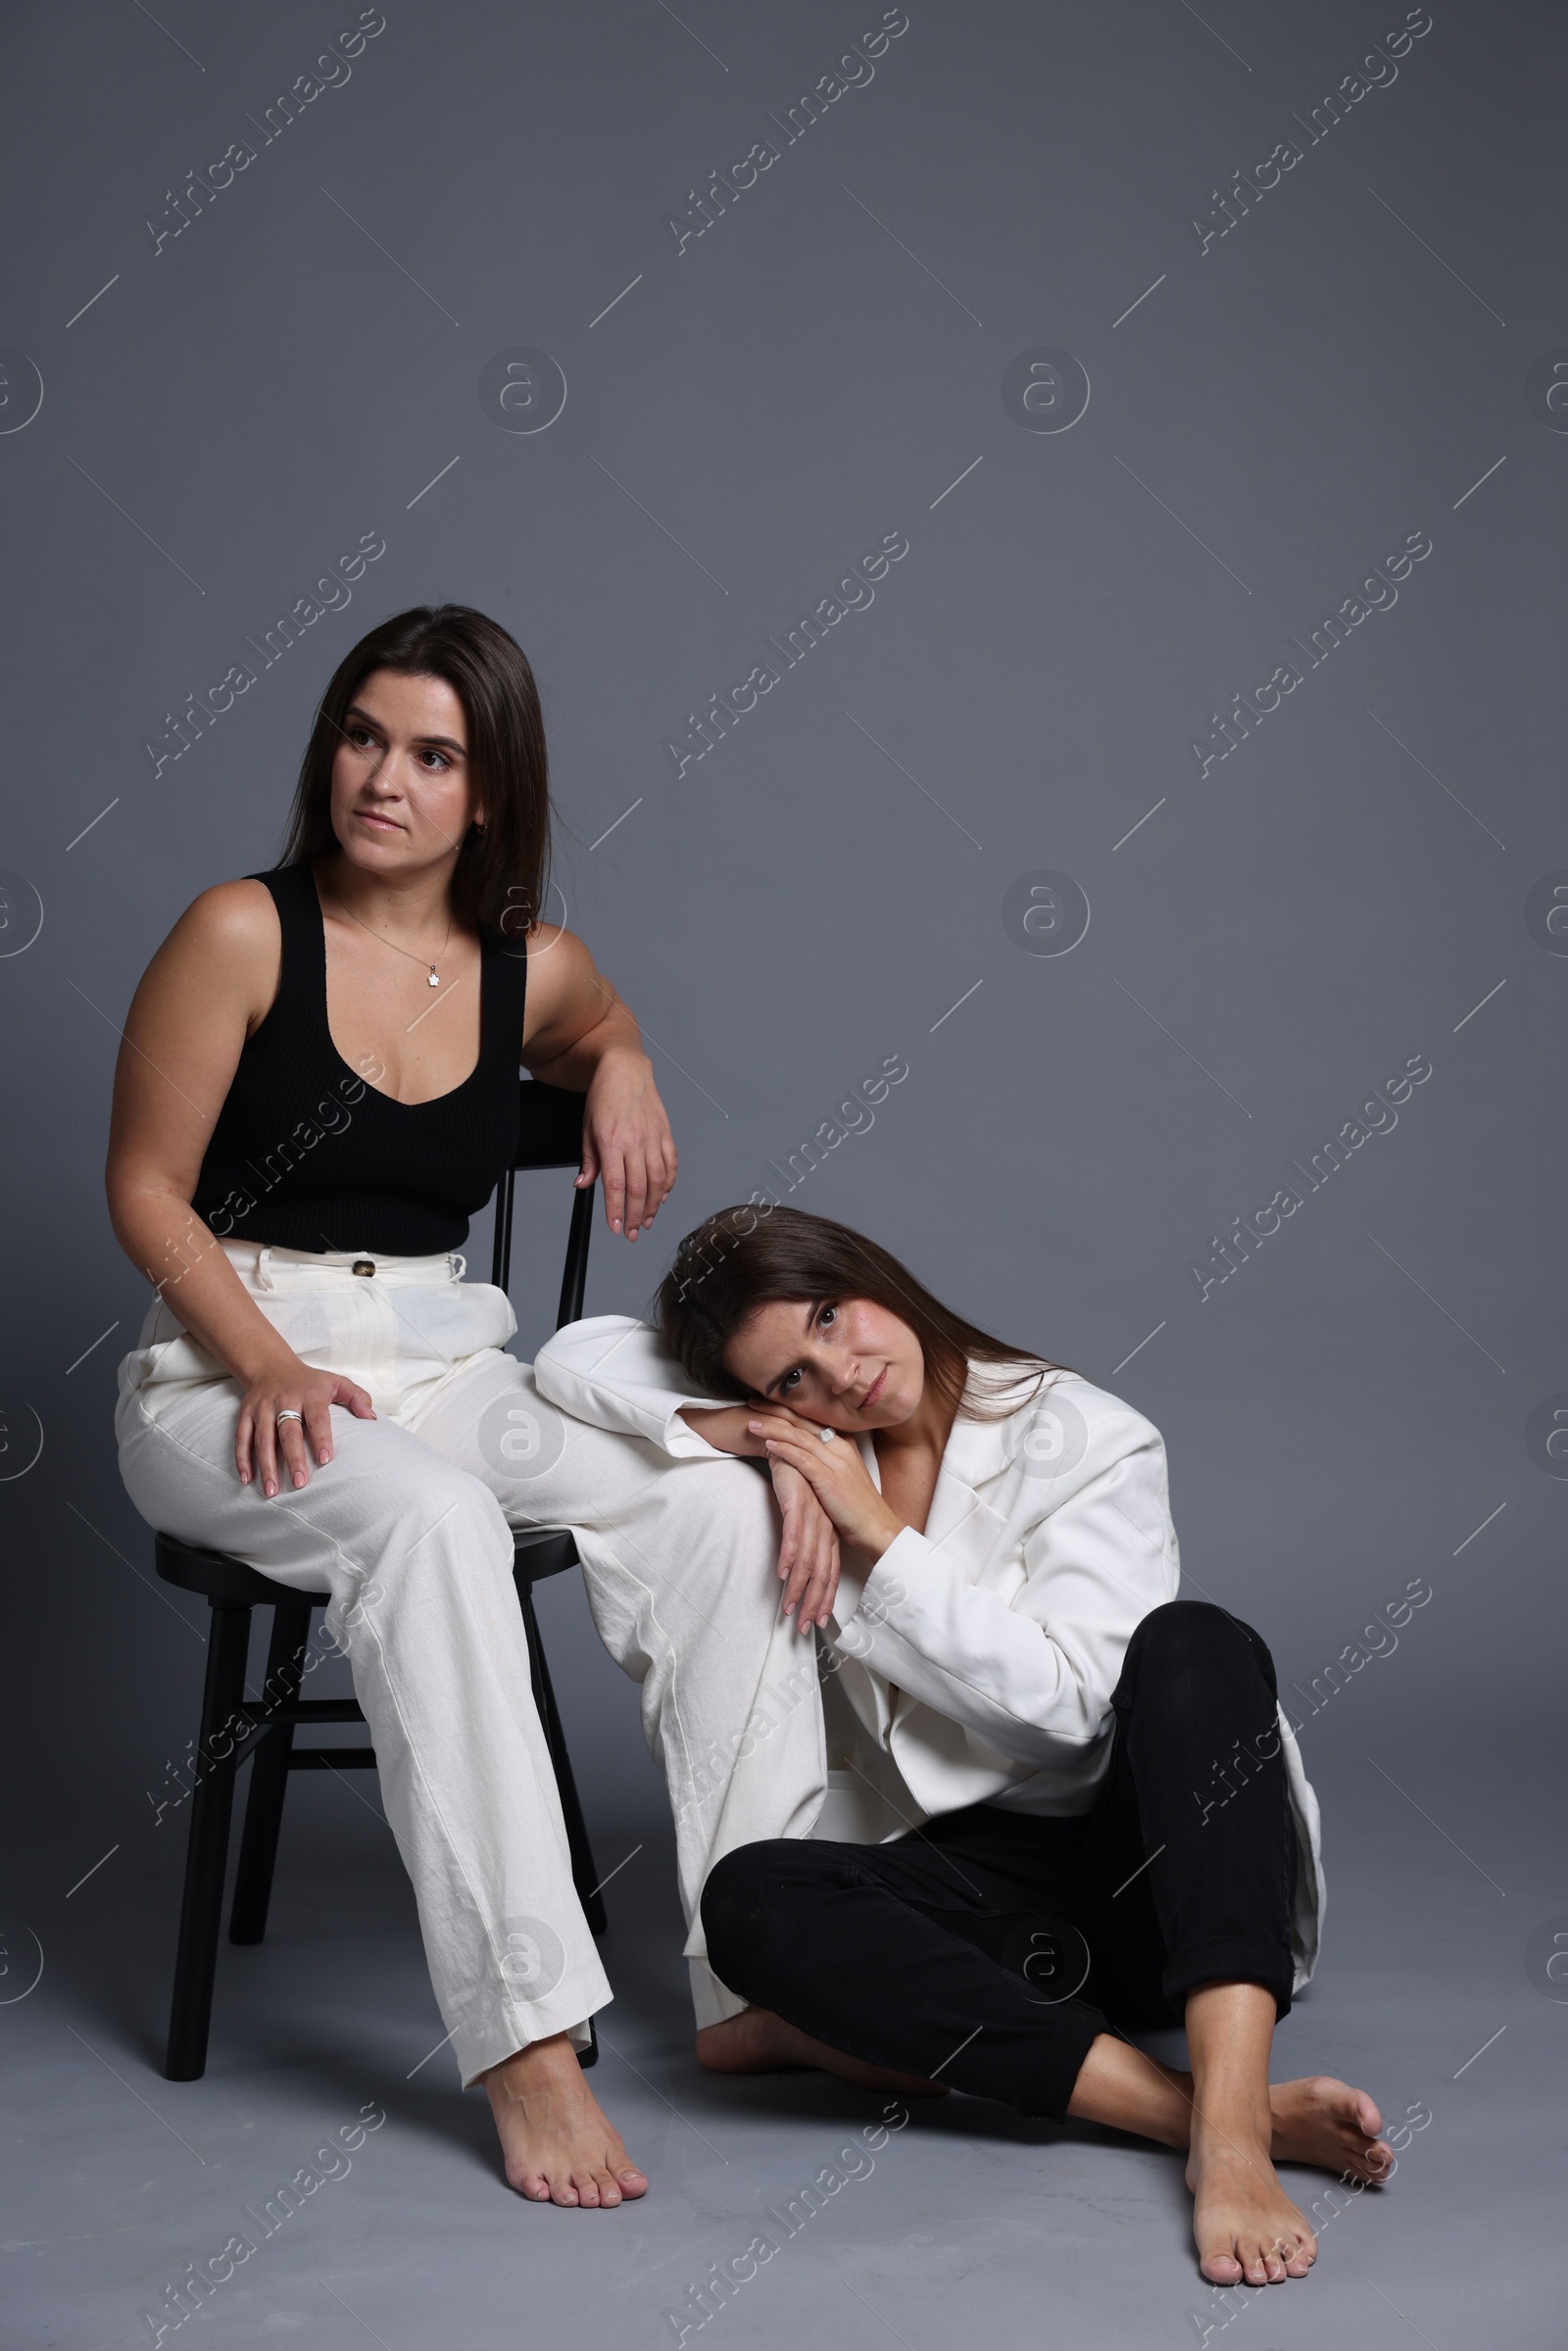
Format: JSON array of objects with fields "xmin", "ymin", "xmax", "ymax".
[
  {"xmin": 818, "ymin": 1425, "xmax": 837, "ymax": 1444},
  {"xmin": 275, "ymin": 1407, "xmax": 304, "ymax": 1426}
]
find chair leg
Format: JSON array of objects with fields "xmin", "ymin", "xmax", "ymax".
[
  {"xmin": 515, "ymin": 1578, "xmax": 609, "ymax": 1940},
  {"xmin": 165, "ymin": 1600, "xmax": 252, "ymax": 2082},
  {"xmin": 229, "ymin": 1601, "xmax": 314, "ymax": 1946}
]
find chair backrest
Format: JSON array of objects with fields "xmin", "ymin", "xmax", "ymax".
[{"xmin": 491, "ymin": 1081, "xmax": 594, "ymax": 1331}]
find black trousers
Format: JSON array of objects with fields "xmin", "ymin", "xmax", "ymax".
[{"xmin": 702, "ymin": 1600, "xmax": 1299, "ymax": 2120}]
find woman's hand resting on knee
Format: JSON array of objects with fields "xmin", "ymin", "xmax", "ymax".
[
  {"xmin": 747, "ymin": 1404, "xmax": 906, "ymax": 1560},
  {"xmin": 768, "ymin": 1459, "xmax": 840, "ymax": 1634},
  {"xmin": 236, "ymin": 1349, "xmax": 376, "ymax": 1496}
]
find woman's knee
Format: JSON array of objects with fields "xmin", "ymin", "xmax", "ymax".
[
  {"xmin": 1122, "ymin": 1599, "xmax": 1275, "ymax": 1698},
  {"xmin": 702, "ymin": 1839, "xmax": 819, "ymax": 1977},
  {"xmin": 683, "ymin": 1454, "xmax": 779, "ymax": 1550}
]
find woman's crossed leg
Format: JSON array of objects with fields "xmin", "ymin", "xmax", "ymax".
[{"xmin": 698, "ymin": 1601, "xmax": 1393, "ymax": 2285}]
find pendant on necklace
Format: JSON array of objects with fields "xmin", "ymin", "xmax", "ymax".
[{"xmin": 427, "ymin": 969, "xmax": 440, "ymax": 987}]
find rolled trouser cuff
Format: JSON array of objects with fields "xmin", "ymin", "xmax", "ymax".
[
  {"xmin": 1014, "ymin": 2001, "xmax": 1111, "ymax": 2121},
  {"xmin": 1161, "ymin": 1935, "xmax": 1295, "ymax": 2022},
  {"xmin": 452, "ymin": 1967, "xmax": 613, "ymax": 2090}
]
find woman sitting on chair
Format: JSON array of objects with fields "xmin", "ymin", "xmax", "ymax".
[
  {"xmin": 532, "ymin": 1202, "xmax": 1396, "ymax": 2288},
  {"xmin": 108, "ymin": 605, "xmax": 683, "ymax": 2209}
]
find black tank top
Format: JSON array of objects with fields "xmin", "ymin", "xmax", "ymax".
[{"xmin": 191, "ymin": 863, "xmax": 527, "ymax": 1255}]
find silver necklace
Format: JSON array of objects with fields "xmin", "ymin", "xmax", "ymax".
[{"xmin": 333, "ymin": 894, "xmax": 454, "ymax": 987}]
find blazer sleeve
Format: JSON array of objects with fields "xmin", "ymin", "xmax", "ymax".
[
  {"xmin": 532, "ymin": 1314, "xmax": 736, "ymax": 1458},
  {"xmin": 834, "ymin": 1385, "xmax": 1180, "ymax": 1767}
]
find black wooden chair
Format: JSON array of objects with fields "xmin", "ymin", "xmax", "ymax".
[{"xmin": 155, "ymin": 1080, "xmax": 606, "ymax": 2082}]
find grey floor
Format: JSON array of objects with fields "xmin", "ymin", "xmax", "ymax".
[{"xmin": 5, "ymin": 1631, "xmax": 1562, "ymax": 2349}]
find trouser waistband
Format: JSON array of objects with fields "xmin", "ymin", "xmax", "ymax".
[{"xmin": 220, "ymin": 1239, "xmax": 468, "ymax": 1291}]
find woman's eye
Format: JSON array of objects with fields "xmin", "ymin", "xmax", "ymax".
[
  {"xmin": 817, "ymin": 1305, "xmax": 837, "ymax": 1330},
  {"xmin": 418, "ymin": 750, "xmax": 450, "ymax": 771},
  {"xmin": 782, "ymin": 1368, "xmax": 801, "ymax": 1391}
]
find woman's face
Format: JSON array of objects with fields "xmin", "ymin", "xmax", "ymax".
[
  {"xmin": 329, "ymin": 668, "xmax": 483, "ymax": 878},
  {"xmin": 723, "ymin": 1297, "xmax": 925, "ymax": 1431}
]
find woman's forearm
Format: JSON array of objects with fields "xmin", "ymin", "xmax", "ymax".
[
  {"xmin": 109, "ymin": 1184, "xmax": 300, "ymax": 1385},
  {"xmin": 521, "ymin": 951, "xmax": 675, "ymax": 1239},
  {"xmin": 678, "ymin": 1404, "xmax": 765, "ymax": 1457},
  {"xmin": 526, "ymin": 1000, "xmax": 647, "ymax": 1093}
]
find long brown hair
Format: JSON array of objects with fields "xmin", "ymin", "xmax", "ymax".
[
  {"xmin": 278, "ymin": 605, "xmax": 552, "ymax": 940},
  {"xmin": 654, "ymin": 1203, "xmax": 1063, "ymax": 1420}
]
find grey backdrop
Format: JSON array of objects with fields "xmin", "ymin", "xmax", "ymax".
[{"xmin": 2, "ymin": 3, "xmax": 1563, "ymax": 2345}]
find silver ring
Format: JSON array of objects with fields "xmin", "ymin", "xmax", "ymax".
[
  {"xmin": 275, "ymin": 1408, "xmax": 304, "ymax": 1426},
  {"xmin": 818, "ymin": 1425, "xmax": 838, "ymax": 1444}
]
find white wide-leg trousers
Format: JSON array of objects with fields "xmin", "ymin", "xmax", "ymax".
[{"xmin": 116, "ymin": 1242, "xmax": 828, "ymax": 2086}]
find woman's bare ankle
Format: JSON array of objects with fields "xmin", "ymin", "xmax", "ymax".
[{"xmin": 489, "ymin": 2032, "xmax": 584, "ymax": 2091}]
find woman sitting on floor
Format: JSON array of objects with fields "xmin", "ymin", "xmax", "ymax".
[{"xmin": 533, "ymin": 1201, "xmax": 1395, "ymax": 2288}]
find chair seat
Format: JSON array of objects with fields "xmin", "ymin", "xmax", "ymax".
[{"xmin": 156, "ymin": 1524, "xmax": 579, "ymax": 1605}]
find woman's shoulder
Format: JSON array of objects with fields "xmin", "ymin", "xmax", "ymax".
[
  {"xmin": 146, "ymin": 876, "xmax": 283, "ymax": 1008},
  {"xmin": 179, "ymin": 875, "xmax": 282, "ymax": 945},
  {"xmin": 970, "ymin": 1359, "xmax": 1167, "ymax": 1465},
  {"xmin": 950, "ymin": 1373, "xmax": 1170, "ymax": 1513}
]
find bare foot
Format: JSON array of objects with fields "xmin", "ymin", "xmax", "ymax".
[
  {"xmin": 1187, "ymin": 2114, "xmax": 1317, "ymax": 2285},
  {"xmin": 696, "ymin": 2005, "xmax": 947, "ymax": 2098},
  {"xmin": 1270, "ymin": 2076, "xmax": 1394, "ymax": 2183},
  {"xmin": 483, "ymin": 2033, "xmax": 648, "ymax": 2208}
]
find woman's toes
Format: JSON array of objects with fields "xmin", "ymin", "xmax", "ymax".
[
  {"xmin": 615, "ymin": 2165, "xmax": 650, "ymax": 2197},
  {"xmin": 1352, "ymin": 2088, "xmax": 1385, "ymax": 2139},
  {"xmin": 1236, "ymin": 2234, "xmax": 1277, "ymax": 2285}
]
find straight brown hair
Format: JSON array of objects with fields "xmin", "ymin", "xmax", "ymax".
[
  {"xmin": 278, "ymin": 605, "xmax": 552, "ymax": 940},
  {"xmin": 654, "ymin": 1203, "xmax": 1063, "ymax": 1420}
]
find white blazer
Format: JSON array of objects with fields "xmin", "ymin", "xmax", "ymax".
[{"xmin": 534, "ymin": 1317, "xmax": 1325, "ymax": 1992}]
